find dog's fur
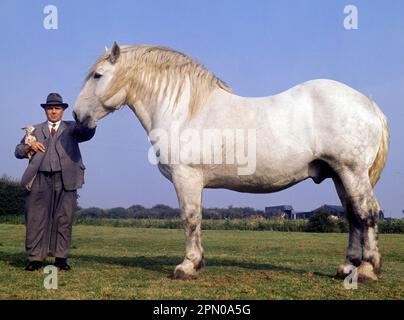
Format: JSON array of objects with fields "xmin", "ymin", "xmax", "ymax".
[{"xmin": 22, "ymin": 125, "xmax": 37, "ymax": 159}]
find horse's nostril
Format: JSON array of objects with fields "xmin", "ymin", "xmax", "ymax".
[{"xmin": 72, "ymin": 111, "xmax": 78, "ymax": 122}]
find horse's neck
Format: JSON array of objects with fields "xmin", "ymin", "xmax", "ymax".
[
  {"xmin": 127, "ymin": 79, "xmax": 193, "ymax": 133},
  {"xmin": 127, "ymin": 100, "xmax": 155, "ymax": 133},
  {"xmin": 128, "ymin": 83, "xmax": 237, "ymax": 134}
]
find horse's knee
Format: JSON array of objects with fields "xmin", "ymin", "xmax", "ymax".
[
  {"xmin": 182, "ymin": 207, "xmax": 201, "ymax": 230},
  {"xmin": 347, "ymin": 193, "xmax": 380, "ymax": 227}
]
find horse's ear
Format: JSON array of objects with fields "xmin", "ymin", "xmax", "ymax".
[{"xmin": 109, "ymin": 41, "xmax": 120, "ymax": 64}]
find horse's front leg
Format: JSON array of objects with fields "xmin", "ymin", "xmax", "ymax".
[{"xmin": 172, "ymin": 170, "xmax": 204, "ymax": 280}]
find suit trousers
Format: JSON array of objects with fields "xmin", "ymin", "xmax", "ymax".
[{"xmin": 24, "ymin": 171, "xmax": 78, "ymax": 261}]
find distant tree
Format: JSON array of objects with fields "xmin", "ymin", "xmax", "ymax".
[
  {"xmin": 306, "ymin": 211, "xmax": 340, "ymax": 233},
  {"xmin": 105, "ymin": 207, "xmax": 130, "ymax": 218},
  {"xmin": 128, "ymin": 204, "xmax": 146, "ymax": 212},
  {"xmin": 76, "ymin": 207, "xmax": 106, "ymax": 219},
  {"xmin": 151, "ymin": 204, "xmax": 173, "ymax": 211},
  {"xmin": 150, "ymin": 204, "xmax": 180, "ymax": 218},
  {"xmin": 127, "ymin": 205, "xmax": 146, "ymax": 218},
  {"xmin": 0, "ymin": 175, "xmax": 26, "ymax": 216},
  {"xmin": 203, "ymin": 208, "xmax": 223, "ymax": 220},
  {"xmin": 74, "ymin": 204, "xmax": 273, "ymax": 221},
  {"xmin": 215, "ymin": 206, "xmax": 255, "ymax": 219}
]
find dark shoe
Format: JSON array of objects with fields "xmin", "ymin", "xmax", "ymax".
[
  {"xmin": 54, "ymin": 257, "xmax": 71, "ymax": 271},
  {"xmin": 24, "ymin": 261, "xmax": 43, "ymax": 271}
]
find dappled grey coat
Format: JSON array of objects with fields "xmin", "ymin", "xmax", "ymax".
[{"xmin": 15, "ymin": 121, "xmax": 96, "ymax": 191}]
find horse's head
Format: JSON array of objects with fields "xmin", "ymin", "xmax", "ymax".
[{"xmin": 73, "ymin": 42, "xmax": 127, "ymax": 128}]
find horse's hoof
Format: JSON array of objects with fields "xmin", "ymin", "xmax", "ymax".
[
  {"xmin": 334, "ymin": 264, "xmax": 350, "ymax": 279},
  {"xmin": 173, "ymin": 269, "xmax": 197, "ymax": 280},
  {"xmin": 358, "ymin": 262, "xmax": 378, "ymax": 282},
  {"xmin": 335, "ymin": 262, "xmax": 378, "ymax": 282},
  {"xmin": 173, "ymin": 261, "xmax": 201, "ymax": 280},
  {"xmin": 195, "ymin": 258, "xmax": 205, "ymax": 272}
]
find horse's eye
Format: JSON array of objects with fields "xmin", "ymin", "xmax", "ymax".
[{"xmin": 94, "ymin": 72, "xmax": 102, "ymax": 79}]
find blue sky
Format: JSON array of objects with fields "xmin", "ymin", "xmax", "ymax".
[{"xmin": 0, "ymin": 0, "xmax": 403, "ymax": 217}]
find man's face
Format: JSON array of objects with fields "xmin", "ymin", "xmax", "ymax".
[{"xmin": 45, "ymin": 106, "xmax": 65, "ymax": 123}]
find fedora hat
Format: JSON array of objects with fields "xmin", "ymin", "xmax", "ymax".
[{"xmin": 41, "ymin": 93, "xmax": 69, "ymax": 109}]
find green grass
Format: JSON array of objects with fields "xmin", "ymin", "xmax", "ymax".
[{"xmin": 0, "ymin": 224, "xmax": 402, "ymax": 299}]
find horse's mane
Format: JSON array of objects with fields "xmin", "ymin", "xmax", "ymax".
[{"xmin": 86, "ymin": 45, "xmax": 232, "ymax": 116}]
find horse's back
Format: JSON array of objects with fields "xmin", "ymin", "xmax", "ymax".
[
  {"xmin": 211, "ymin": 79, "xmax": 382, "ymax": 185},
  {"xmin": 289, "ymin": 79, "xmax": 384, "ymax": 170}
]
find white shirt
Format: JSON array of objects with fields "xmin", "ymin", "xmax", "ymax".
[{"xmin": 48, "ymin": 120, "xmax": 61, "ymax": 133}]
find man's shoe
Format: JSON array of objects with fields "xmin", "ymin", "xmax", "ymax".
[
  {"xmin": 24, "ymin": 261, "xmax": 43, "ymax": 271},
  {"xmin": 54, "ymin": 258, "xmax": 71, "ymax": 271}
]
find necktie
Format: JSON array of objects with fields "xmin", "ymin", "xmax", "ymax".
[{"xmin": 51, "ymin": 124, "xmax": 56, "ymax": 137}]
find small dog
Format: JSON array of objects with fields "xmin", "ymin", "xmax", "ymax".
[{"xmin": 22, "ymin": 125, "xmax": 37, "ymax": 159}]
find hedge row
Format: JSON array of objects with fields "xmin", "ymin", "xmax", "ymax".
[
  {"xmin": 74, "ymin": 217, "xmax": 309, "ymax": 232},
  {"xmin": 1, "ymin": 215, "xmax": 403, "ymax": 234},
  {"xmin": 0, "ymin": 176, "xmax": 26, "ymax": 216}
]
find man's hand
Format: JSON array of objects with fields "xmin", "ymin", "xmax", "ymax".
[{"xmin": 30, "ymin": 141, "xmax": 46, "ymax": 153}]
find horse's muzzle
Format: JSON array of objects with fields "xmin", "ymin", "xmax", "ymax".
[
  {"xmin": 72, "ymin": 110, "xmax": 95, "ymax": 128},
  {"xmin": 72, "ymin": 110, "xmax": 79, "ymax": 122}
]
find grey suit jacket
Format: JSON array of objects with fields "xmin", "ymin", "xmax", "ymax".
[{"xmin": 15, "ymin": 121, "xmax": 96, "ymax": 191}]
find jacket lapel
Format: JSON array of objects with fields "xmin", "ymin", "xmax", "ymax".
[
  {"xmin": 56, "ymin": 121, "xmax": 67, "ymax": 139},
  {"xmin": 41, "ymin": 121, "xmax": 50, "ymax": 140},
  {"xmin": 40, "ymin": 121, "xmax": 66, "ymax": 140}
]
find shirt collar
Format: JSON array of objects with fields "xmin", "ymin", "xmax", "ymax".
[
  {"xmin": 48, "ymin": 120, "xmax": 62, "ymax": 132},
  {"xmin": 48, "ymin": 120, "xmax": 61, "ymax": 127}
]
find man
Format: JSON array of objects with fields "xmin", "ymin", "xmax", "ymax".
[{"xmin": 15, "ymin": 93, "xmax": 96, "ymax": 271}]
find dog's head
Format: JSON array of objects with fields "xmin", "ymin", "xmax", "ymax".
[{"xmin": 22, "ymin": 125, "xmax": 35, "ymax": 135}]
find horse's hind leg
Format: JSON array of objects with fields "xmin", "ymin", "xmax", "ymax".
[
  {"xmin": 172, "ymin": 171, "xmax": 204, "ymax": 280},
  {"xmin": 333, "ymin": 175, "xmax": 362, "ymax": 268},
  {"xmin": 333, "ymin": 170, "xmax": 381, "ymax": 282}
]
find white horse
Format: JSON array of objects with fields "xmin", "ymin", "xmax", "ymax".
[{"xmin": 73, "ymin": 42, "xmax": 389, "ymax": 281}]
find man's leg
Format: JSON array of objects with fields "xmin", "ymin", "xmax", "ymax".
[
  {"xmin": 49, "ymin": 172, "xmax": 78, "ymax": 261},
  {"xmin": 24, "ymin": 172, "xmax": 53, "ymax": 263}
]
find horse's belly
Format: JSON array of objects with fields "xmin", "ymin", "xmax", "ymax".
[
  {"xmin": 206, "ymin": 180, "xmax": 304, "ymax": 193},
  {"xmin": 203, "ymin": 165, "xmax": 309, "ymax": 194}
]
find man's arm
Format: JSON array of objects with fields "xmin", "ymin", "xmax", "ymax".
[
  {"xmin": 15, "ymin": 137, "xmax": 30, "ymax": 159},
  {"xmin": 72, "ymin": 123, "xmax": 96, "ymax": 143},
  {"xmin": 15, "ymin": 136, "xmax": 45, "ymax": 159}
]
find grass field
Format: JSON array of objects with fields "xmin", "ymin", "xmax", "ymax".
[{"xmin": 0, "ymin": 224, "xmax": 402, "ymax": 299}]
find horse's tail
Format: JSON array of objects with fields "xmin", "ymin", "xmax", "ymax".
[{"xmin": 369, "ymin": 100, "xmax": 389, "ymax": 188}]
